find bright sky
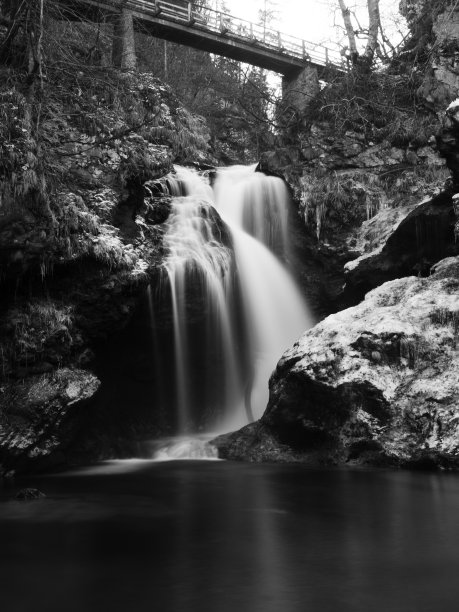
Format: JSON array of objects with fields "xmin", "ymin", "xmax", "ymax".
[
  {"xmin": 224, "ymin": 0, "xmax": 406, "ymax": 50},
  {"xmin": 227, "ymin": 0, "xmax": 333, "ymax": 44}
]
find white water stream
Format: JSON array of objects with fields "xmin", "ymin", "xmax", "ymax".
[{"xmin": 149, "ymin": 165, "xmax": 314, "ymax": 457}]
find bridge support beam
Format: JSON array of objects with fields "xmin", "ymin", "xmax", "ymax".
[{"xmin": 282, "ymin": 65, "xmax": 320, "ymax": 114}]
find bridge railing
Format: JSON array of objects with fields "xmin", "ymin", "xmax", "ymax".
[{"xmin": 124, "ymin": 0, "xmax": 344, "ymax": 70}]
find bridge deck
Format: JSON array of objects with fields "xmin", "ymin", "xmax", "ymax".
[{"xmin": 61, "ymin": 0, "xmax": 343, "ymax": 76}]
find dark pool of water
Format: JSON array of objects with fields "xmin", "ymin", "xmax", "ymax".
[{"xmin": 1, "ymin": 461, "xmax": 459, "ymax": 612}]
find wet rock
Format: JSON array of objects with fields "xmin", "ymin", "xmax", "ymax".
[
  {"xmin": 0, "ymin": 368, "xmax": 100, "ymax": 473},
  {"xmin": 16, "ymin": 488, "xmax": 46, "ymax": 501},
  {"xmin": 215, "ymin": 257, "xmax": 459, "ymax": 468},
  {"xmin": 144, "ymin": 196, "xmax": 172, "ymax": 225},
  {"xmin": 214, "ymin": 423, "xmax": 297, "ymax": 463},
  {"xmin": 213, "ymin": 422, "xmax": 335, "ymax": 465},
  {"xmin": 258, "ymin": 148, "xmax": 302, "ymax": 176},
  {"xmin": 0, "ymin": 468, "xmax": 15, "ymax": 486}
]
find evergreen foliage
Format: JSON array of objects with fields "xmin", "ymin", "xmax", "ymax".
[{"xmin": 135, "ymin": 32, "xmax": 274, "ymax": 162}]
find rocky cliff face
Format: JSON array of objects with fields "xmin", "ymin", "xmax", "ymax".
[
  {"xmin": 215, "ymin": 256, "xmax": 459, "ymax": 468},
  {"xmin": 0, "ymin": 71, "xmax": 212, "ymax": 476},
  {"xmin": 400, "ymin": 0, "xmax": 459, "ymax": 109},
  {"xmin": 259, "ymin": 120, "xmax": 450, "ymax": 314},
  {"xmin": 259, "ymin": 121, "xmax": 446, "ymax": 232}
]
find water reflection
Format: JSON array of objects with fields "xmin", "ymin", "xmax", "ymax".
[{"xmin": 1, "ymin": 464, "xmax": 459, "ymax": 612}]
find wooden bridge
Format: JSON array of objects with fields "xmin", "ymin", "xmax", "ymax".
[{"xmin": 62, "ymin": 0, "xmax": 344, "ymax": 77}]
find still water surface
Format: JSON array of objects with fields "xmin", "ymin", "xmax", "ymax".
[{"xmin": 1, "ymin": 461, "xmax": 459, "ymax": 612}]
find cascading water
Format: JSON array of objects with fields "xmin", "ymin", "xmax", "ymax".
[
  {"xmin": 149, "ymin": 165, "xmax": 314, "ymax": 455},
  {"xmin": 214, "ymin": 165, "xmax": 290, "ymax": 259},
  {"xmin": 161, "ymin": 195, "xmax": 242, "ymax": 432}
]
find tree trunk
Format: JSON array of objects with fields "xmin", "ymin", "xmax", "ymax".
[
  {"xmin": 112, "ymin": 7, "xmax": 137, "ymax": 70},
  {"xmin": 337, "ymin": 0, "xmax": 358, "ymax": 62},
  {"xmin": 362, "ymin": 0, "xmax": 380, "ymax": 64},
  {"xmin": 24, "ymin": 0, "xmax": 44, "ymax": 131},
  {"xmin": 22, "ymin": 0, "xmax": 52, "ymax": 218}
]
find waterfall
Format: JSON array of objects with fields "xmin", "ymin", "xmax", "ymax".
[
  {"xmin": 161, "ymin": 194, "xmax": 242, "ymax": 432},
  {"xmin": 149, "ymin": 165, "xmax": 314, "ymax": 439},
  {"xmin": 214, "ymin": 165, "xmax": 290, "ymax": 259}
]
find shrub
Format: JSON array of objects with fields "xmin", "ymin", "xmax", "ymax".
[{"xmin": 0, "ymin": 300, "xmax": 75, "ymax": 374}]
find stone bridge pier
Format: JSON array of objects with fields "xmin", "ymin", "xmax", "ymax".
[{"xmin": 282, "ymin": 65, "xmax": 321, "ymax": 114}]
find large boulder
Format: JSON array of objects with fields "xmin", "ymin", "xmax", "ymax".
[
  {"xmin": 214, "ymin": 257, "xmax": 459, "ymax": 468},
  {"xmin": 0, "ymin": 368, "xmax": 100, "ymax": 475}
]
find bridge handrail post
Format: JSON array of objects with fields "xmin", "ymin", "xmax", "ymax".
[
  {"xmin": 154, "ymin": 0, "xmax": 162, "ymax": 16},
  {"xmin": 187, "ymin": 2, "xmax": 195, "ymax": 24},
  {"xmin": 220, "ymin": 14, "xmax": 228, "ymax": 34},
  {"xmin": 325, "ymin": 46, "xmax": 329, "ymax": 64}
]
